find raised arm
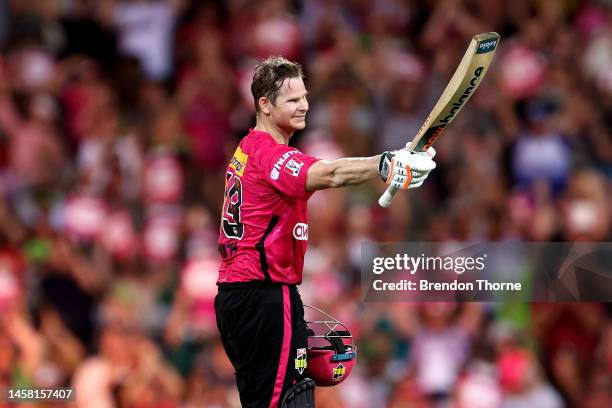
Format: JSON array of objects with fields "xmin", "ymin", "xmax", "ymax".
[
  {"xmin": 306, "ymin": 156, "xmax": 381, "ymax": 191},
  {"xmin": 306, "ymin": 148, "xmax": 437, "ymax": 193}
]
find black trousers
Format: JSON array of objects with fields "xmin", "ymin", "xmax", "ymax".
[{"xmin": 215, "ymin": 283, "xmax": 308, "ymax": 408}]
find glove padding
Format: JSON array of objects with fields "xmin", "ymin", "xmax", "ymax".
[{"xmin": 378, "ymin": 147, "xmax": 436, "ymax": 190}]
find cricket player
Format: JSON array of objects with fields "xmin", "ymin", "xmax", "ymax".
[{"xmin": 215, "ymin": 56, "xmax": 436, "ymax": 407}]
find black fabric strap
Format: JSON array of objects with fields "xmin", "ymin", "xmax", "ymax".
[{"xmin": 256, "ymin": 215, "xmax": 279, "ymax": 283}]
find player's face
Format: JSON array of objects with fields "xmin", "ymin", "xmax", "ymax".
[{"xmin": 269, "ymin": 77, "xmax": 309, "ymax": 132}]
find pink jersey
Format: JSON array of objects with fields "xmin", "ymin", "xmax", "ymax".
[{"xmin": 217, "ymin": 129, "xmax": 319, "ymax": 284}]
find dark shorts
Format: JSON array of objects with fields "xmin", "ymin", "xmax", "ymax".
[{"xmin": 215, "ymin": 283, "xmax": 308, "ymax": 408}]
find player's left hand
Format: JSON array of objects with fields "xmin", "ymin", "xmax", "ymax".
[{"xmin": 378, "ymin": 147, "xmax": 436, "ymax": 190}]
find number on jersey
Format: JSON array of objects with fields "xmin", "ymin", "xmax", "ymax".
[{"xmin": 222, "ymin": 172, "xmax": 244, "ymax": 239}]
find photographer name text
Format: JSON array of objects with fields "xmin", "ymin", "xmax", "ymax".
[{"xmin": 372, "ymin": 279, "xmax": 521, "ymax": 292}]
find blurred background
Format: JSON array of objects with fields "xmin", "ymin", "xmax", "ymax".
[{"xmin": 0, "ymin": 0, "xmax": 610, "ymax": 407}]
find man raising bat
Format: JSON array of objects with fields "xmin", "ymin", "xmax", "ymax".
[{"xmin": 215, "ymin": 55, "xmax": 435, "ymax": 407}]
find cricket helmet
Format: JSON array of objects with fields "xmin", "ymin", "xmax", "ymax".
[{"xmin": 304, "ymin": 305, "xmax": 357, "ymax": 387}]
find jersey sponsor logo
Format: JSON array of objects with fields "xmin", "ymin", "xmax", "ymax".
[
  {"xmin": 293, "ymin": 223, "xmax": 308, "ymax": 240},
  {"xmin": 270, "ymin": 150, "xmax": 299, "ymax": 180},
  {"xmin": 332, "ymin": 363, "xmax": 346, "ymax": 381},
  {"xmin": 229, "ymin": 146, "xmax": 248, "ymax": 176},
  {"xmin": 295, "ymin": 348, "xmax": 307, "ymax": 374},
  {"xmin": 284, "ymin": 157, "xmax": 304, "ymax": 177}
]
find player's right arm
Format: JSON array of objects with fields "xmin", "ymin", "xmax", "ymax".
[
  {"xmin": 306, "ymin": 148, "xmax": 436, "ymax": 192},
  {"xmin": 306, "ymin": 156, "xmax": 381, "ymax": 191}
]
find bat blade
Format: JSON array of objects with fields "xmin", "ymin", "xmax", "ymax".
[{"xmin": 379, "ymin": 32, "xmax": 500, "ymax": 208}]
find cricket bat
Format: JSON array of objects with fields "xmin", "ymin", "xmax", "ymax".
[{"xmin": 378, "ymin": 32, "xmax": 500, "ymax": 208}]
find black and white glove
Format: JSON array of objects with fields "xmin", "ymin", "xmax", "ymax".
[{"xmin": 378, "ymin": 147, "xmax": 436, "ymax": 190}]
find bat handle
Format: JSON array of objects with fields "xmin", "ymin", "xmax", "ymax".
[{"xmin": 378, "ymin": 184, "xmax": 399, "ymax": 208}]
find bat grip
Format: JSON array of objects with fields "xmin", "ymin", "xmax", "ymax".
[
  {"xmin": 378, "ymin": 144, "xmax": 417, "ymax": 208},
  {"xmin": 378, "ymin": 184, "xmax": 399, "ymax": 208}
]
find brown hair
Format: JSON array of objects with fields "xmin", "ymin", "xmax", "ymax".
[{"xmin": 251, "ymin": 56, "xmax": 304, "ymax": 112}]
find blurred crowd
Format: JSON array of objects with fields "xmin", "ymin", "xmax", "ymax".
[{"xmin": 0, "ymin": 0, "xmax": 611, "ymax": 407}]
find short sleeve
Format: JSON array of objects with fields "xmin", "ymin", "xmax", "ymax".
[{"xmin": 260, "ymin": 145, "xmax": 319, "ymax": 200}]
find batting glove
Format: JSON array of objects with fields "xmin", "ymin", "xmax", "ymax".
[{"xmin": 378, "ymin": 147, "xmax": 436, "ymax": 190}]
